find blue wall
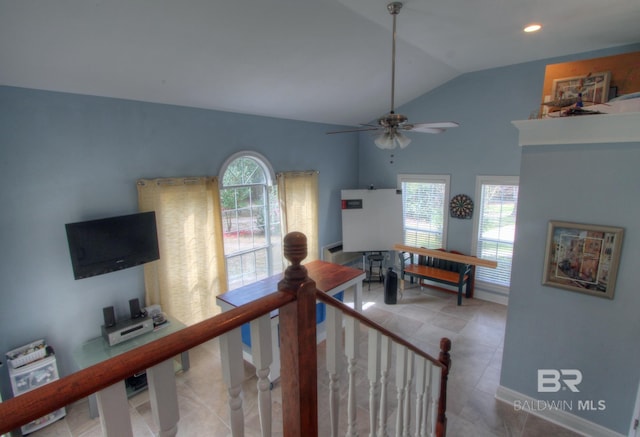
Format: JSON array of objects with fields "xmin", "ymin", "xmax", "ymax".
[
  {"xmin": 0, "ymin": 86, "xmax": 358, "ymax": 395},
  {"xmin": 504, "ymin": 141, "xmax": 640, "ymax": 433}
]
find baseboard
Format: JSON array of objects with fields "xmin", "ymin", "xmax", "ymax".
[
  {"xmin": 495, "ymin": 385, "xmax": 625, "ymax": 437},
  {"xmin": 474, "ymin": 289, "xmax": 509, "ymax": 306},
  {"xmin": 401, "ymin": 281, "xmax": 510, "ymax": 306}
]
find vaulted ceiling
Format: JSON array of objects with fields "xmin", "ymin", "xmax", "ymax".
[{"xmin": 1, "ymin": 0, "xmax": 638, "ymax": 126}]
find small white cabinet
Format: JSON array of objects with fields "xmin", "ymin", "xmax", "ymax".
[{"xmin": 7, "ymin": 350, "xmax": 66, "ymax": 434}]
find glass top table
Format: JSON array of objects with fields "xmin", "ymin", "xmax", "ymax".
[
  {"xmin": 73, "ymin": 316, "xmax": 188, "ymax": 370},
  {"xmin": 73, "ymin": 315, "xmax": 189, "ymax": 436}
]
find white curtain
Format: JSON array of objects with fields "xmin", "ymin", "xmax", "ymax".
[
  {"xmin": 137, "ymin": 177, "xmax": 227, "ymax": 326},
  {"xmin": 277, "ymin": 171, "xmax": 319, "ymax": 262}
]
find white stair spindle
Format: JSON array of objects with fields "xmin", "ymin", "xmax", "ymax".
[
  {"xmin": 421, "ymin": 362, "xmax": 433, "ymax": 437},
  {"xmin": 220, "ymin": 327, "xmax": 245, "ymax": 437},
  {"xmin": 402, "ymin": 351, "xmax": 414, "ymax": 437},
  {"xmin": 367, "ymin": 330, "xmax": 382, "ymax": 437},
  {"xmin": 326, "ymin": 304, "xmax": 344, "ymax": 437},
  {"xmin": 345, "ymin": 316, "xmax": 359, "ymax": 437},
  {"xmin": 414, "ymin": 358, "xmax": 426, "ymax": 437},
  {"xmin": 395, "ymin": 345, "xmax": 408, "ymax": 437},
  {"xmin": 377, "ymin": 336, "xmax": 392, "ymax": 437},
  {"xmin": 250, "ymin": 315, "xmax": 273, "ymax": 437},
  {"xmin": 429, "ymin": 364, "xmax": 441, "ymax": 437}
]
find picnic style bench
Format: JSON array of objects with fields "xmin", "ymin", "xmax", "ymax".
[{"xmin": 394, "ymin": 244, "xmax": 498, "ymax": 305}]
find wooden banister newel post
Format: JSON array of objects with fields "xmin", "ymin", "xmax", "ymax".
[
  {"xmin": 278, "ymin": 232, "xmax": 318, "ymax": 437},
  {"xmin": 436, "ymin": 337, "xmax": 451, "ymax": 437}
]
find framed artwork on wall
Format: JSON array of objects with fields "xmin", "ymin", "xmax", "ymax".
[
  {"xmin": 551, "ymin": 72, "xmax": 611, "ymax": 106},
  {"xmin": 542, "ymin": 221, "xmax": 624, "ymax": 299}
]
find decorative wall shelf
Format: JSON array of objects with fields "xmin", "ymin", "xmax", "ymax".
[{"xmin": 512, "ymin": 112, "xmax": 640, "ymax": 146}]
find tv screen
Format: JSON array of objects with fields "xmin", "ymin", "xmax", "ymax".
[{"xmin": 65, "ymin": 211, "xmax": 160, "ymax": 280}]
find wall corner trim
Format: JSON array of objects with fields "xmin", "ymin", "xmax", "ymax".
[{"xmin": 495, "ymin": 385, "xmax": 625, "ymax": 437}]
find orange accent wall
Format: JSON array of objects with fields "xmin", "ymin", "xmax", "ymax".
[{"xmin": 541, "ymin": 51, "xmax": 640, "ymax": 101}]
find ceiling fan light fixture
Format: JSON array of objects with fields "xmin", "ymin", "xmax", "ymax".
[
  {"xmin": 395, "ymin": 131, "xmax": 411, "ymax": 149},
  {"xmin": 374, "ymin": 132, "xmax": 394, "ymax": 149},
  {"xmin": 374, "ymin": 129, "xmax": 411, "ymax": 149}
]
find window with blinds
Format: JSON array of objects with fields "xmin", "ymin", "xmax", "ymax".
[
  {"xmin": 398, "ymin": 174, "xmax": 450, "ymax": 249},
  {"xmin": 473, "ymin": 176, "xmax": 519, "ymax": 292}
]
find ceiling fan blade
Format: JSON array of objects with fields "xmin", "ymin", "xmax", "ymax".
[
  {"xmin": 407, "ymin": 127, "xmax": 445, "ymax": 134},
  {"xmin": 326, "ymin": 127, "xmax": 381, "ymax": 135},
  {"xmin": 410, "ymin": 121, "xmax": 460, "ymax": 129}
]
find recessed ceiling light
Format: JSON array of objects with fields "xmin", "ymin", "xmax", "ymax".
[{"xmin": 524, "ymin": 23, "xmax": 542, "ymax": 33}]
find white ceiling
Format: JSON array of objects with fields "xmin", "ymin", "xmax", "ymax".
[{"xmin": 1, "ymin": 0, "xmax": 639, "ymax": 126}]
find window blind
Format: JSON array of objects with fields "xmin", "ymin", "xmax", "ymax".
[
  {"xmin": 475, "ymin": 182, "xmax": 519, "ymax": 288},
  {"xmin": 399, "ymin": 175, "xmax": 449, "ymax": 249}
]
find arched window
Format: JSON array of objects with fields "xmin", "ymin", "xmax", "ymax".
[{"xmin": 219, "ymin": 152, "xmax": 282, "ymax": 289}]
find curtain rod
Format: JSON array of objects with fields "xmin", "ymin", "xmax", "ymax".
[
  {"xmin": 137, "ymin": 177, "xmax": 209, "ymax": 186},
  {"xmin": 276, "ymin": 171, "xmax": 319, "ymax": 177}
]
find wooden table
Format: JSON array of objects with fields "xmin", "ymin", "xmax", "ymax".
[{"xmin": 216, "ymin": 260, "xmax": 365, "ymax": 381}]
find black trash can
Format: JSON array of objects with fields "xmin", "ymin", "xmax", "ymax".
[{"xmin": 384, "ymin": 267, "xmax": 398, "ymax": 305}]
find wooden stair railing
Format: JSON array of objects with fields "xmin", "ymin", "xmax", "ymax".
[
  {"xmin": 316, "ymin": 291, "xmax": 451, "ymax": 437},
  {"xmin": 0, "ymin": 232, "xmax": 450, "ymax": 437},
  {"xmin": 0, "ymin": 268, "xmax": 296, "ymax": 435},
  {"xmin": 218, "ymin": 232, "xmax": 451, "ymax": 437},
  {"xmin": 279, "ymin": 231, "xmax": 320, "ymax": 436}
]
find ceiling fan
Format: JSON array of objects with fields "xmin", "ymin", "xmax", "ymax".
[{"xmin": 327, "ymin": 2, "xmax": 459, "ymax": 149}]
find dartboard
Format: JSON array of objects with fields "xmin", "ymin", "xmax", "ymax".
[{"xmin": 449, "ymin": 194, "xmax": 473, "ymax": 219}]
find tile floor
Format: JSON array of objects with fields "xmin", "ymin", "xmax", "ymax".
[{"xmin": 26, "ymin": 282, "xmax": 581, "ymax": 437}]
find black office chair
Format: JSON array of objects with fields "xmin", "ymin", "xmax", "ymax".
[{"xmin": 367, "ymin": 252, "xmax": 385, "ymax": 290}]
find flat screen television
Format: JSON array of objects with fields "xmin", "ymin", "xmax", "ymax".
[{"xmin": 65, "ymin": 211, "xmax": 160, "ymax": 280}]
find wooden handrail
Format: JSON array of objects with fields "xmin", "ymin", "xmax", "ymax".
[
  {"xmin": 394, "ymin": 244, "xmax": 498, "ymax": 269},
  {"xmin": 316, "ymin": 291, "xmax": 446, "ymax": 370},
  {"xmin": 0, "ymin": 290, "xmax": 295, "ymax": 435}
]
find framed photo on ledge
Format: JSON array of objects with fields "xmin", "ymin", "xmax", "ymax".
[
  {"xmin": 542, "ymin": 221, "xmax": 624, "ymax": 299},
  {"xmin": 551, "ymin": 71, "xmax": 611, "ymax": 106}
]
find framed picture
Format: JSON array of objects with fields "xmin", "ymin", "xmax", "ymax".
[
  {"xmin": 542, "ymin": 221, "xmax": 624, "ymax": 299},
  {"xmin": 551, "ymin": 71, "xmax": 611, "ymax": 106}
]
